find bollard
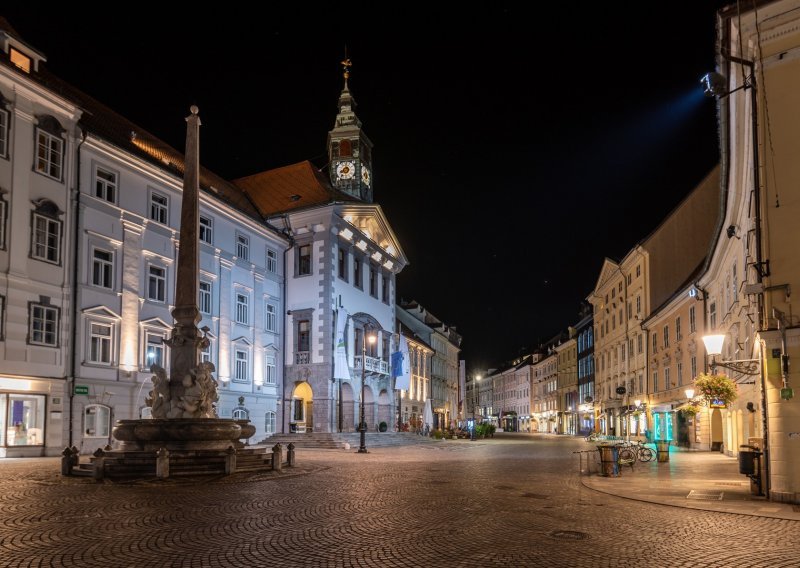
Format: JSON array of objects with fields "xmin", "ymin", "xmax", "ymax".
[
  {"xmin": 70, "ymin": 446, "xmax": 80, "ymax": 467},
  {"xmin": 287, "ymin": 443, "xmax": 296, "ymax": 467},
  {"xmin": 156, "ymin": 447, "xmax": 170, "ymax": 479},
  {"xmin": 92, "ymin": 448, "xmax": 105, "ymax": 481},
  {"xmin": 272, "ymin": 443, "xmax": 283, "ymax": 472},
  {"xmin": 225, "ymin": 446, "xmax": 237, "ymax": 475},
  {"xmin": 61, "ymin": 447, "xmax": 73, "ymax": 476}
]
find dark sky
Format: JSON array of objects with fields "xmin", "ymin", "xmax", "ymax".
[{"xmin": 5, "ymin": 3, "xmax": 727, "ymax": 369}]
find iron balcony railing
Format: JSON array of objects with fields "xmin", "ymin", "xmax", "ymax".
[{"xmin": 354, "ymin": 355, "xmax": 389, "ymax": 376}]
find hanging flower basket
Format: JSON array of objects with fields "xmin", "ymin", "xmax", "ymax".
[
  {"xmin": 694, "ymin": 373, "xmax": 738, "ymax": 406},
  {"xmin": 680, "ymin": 404, "xmax": 701, "ymax": 417},
  {"xmin": 631, "ymin": 410, "xmax": 642, "ymax": 419}
]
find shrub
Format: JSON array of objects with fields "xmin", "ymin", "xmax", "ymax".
[
  {"xmin": 432, "ymin": 429, "xmax": 444, "ymax": 439},
  {"xmin": 379, "ymin": 421, "xmax": 388, "ymax": 432},
  {"xmin": 680, "ymin": 405, "xmax": 701, "ymax": 417}
]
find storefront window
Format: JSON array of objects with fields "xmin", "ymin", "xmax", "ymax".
[
  {"xmin": 5, "ymin": 394, "xmax": 46, "ymax": 446},
  {"xmin": 84, "ymin": 404, "xmax": 111, "ymax": 438}
]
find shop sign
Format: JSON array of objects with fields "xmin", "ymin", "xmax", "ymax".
[{"xmin": 74, "ymin": 385, "xmax": 89, "ymax": 395}]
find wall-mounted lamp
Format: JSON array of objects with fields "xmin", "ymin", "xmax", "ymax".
[{"xmin": 702, "ymin": 334, "xmax": 760, "ymax": 376}]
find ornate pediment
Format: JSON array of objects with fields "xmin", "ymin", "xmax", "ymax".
[{"xmin": 336, "ymin": 204, "xmax": 408, "ymax": 271}]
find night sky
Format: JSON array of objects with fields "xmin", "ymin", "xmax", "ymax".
[{"xmin": 5, "ymin": 3, "xmax": 728, "ymax": 369}]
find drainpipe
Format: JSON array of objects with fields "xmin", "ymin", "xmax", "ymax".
[
  {"xmin": 67, "ymin": 128, "xmax": 87, "ymax": 448},
  {"xmin": 278, "ymin": 214, "xmax": 294, "ymax": 434}
]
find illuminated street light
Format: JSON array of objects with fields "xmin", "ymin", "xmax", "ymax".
[{"xmin": 358, "ymin": 326, "xmax": 377, "ymax": 454}]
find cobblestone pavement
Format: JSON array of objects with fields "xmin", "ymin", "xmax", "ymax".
[{"xmin": 2, "ymin": 435, "xmax": 799, "ymax": 567}]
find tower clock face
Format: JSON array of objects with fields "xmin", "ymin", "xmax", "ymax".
[
  {"xmin": 361, "ymin": 166, "xmax": 371, "ymax": 186},
  {"xmin": 336, "ymin": 161, "xmax": 355, "ymax": 180}
]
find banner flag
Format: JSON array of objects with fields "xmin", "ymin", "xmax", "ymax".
[
  {"xmin": 393, "ymin": 334, "xmax": 411, "ymax": 391},
  {"xmin": 333, "ymin": 308, "xmax": 351, "ymax": 381}
]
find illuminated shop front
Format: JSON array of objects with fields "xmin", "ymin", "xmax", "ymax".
[
  {"xmin": 652, "ymin": 411, "xmax": 675, "ymax": 442},
  {"xmin": 0, "ymin": 378, "xmax": 64, "ymax": 458}
]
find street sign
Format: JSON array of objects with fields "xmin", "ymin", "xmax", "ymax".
[{"xmin": 74, "ymin": 385, "xmax": 89, "ymax": 395}]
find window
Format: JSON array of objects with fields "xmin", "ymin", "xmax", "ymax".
[
  {"xmin": 628, "ymin": 338, "xmax": 634, "ymax": 357},
  {"xmin": 338, "ymin": 247, "xmax": 348, "ymax": 281},
  {"xmin": 199, "ymin": 281, "xmax": 212, "ymax": 314},
  {"xmin": 636, "ymin": 265, "xmax": 641, "ymax": 278},
  {"xmin": 0, "ymin": 108, "xmax": 8, "ymax": 158},
  {"xmin": 663, "ymin": 326, "xmax": 669, "ymax": 349},
  {"xmin": 691, "ymin": 356, "xmax": 697, "ymax": 379},
  {"xmin": 145, "ymin": 333, "xmax": 165, "ymax": 368},
  {"xmin": 652, "ymin": 333, "xmax": 657, "ymax": 353},
  {"xmin": 88, "ymin": 322, "xmax": 113, "ymax": 365},
  {"xmin": 677, "ymin": 362, "xmax": 683, "ymax": 385},
  {"xmin": 675, "ymin": 317, "xmax": 682, "ymax": 341},
  {"xmin": 0, "ymin": 197, "xmax": 6, "ymax": 250},
  {"xmin": 236, "ymin": 233, "xmax": 249, "ymax": 260},
  {"xmin": 709, "ymin": 302, "xmax": 717, "ymax": 329},
  {"xmin": 233, "ymin": 407, "xmax": 249, "ymax": 420},
  {"xmin": 611, "ymin": 288, "xmax": 615, "ymax": 299},
  {"xmin": 266, "ymin": 354, "xmax": 276, "ymax": 384},
  {"xmin": 32, "ymin": 213, "xmax": 61, "ymax": 264},
  {"xmin": 201, "ymin": 341, "xmax": 212, "ymax": 364},
  {"xmin": 234, "ymin": 350, "xmax": 248, "ymax": 382},
  {"xmin": 639, "ymin": 374, "xmax": 644, "ymax": 394},
  {"xmin": 293, "ymin": 399, "xmax": 304, "ymax": 422},
  {"xmin": 627, "ymin": 302, "xmax": 632, "ymax": 320},
  {"xmin": 10, "ymin": 47, "xmax": 31, "ymax": 73},
  {"xmin": 627, "ymin": 274, "xmax": 632, "ymax": 285},
  {"xmin": 147, "ymin": 265, "xmax": 166, "ymax": 302},
  {"xmin": 689, "ymin": 306, "xmax": 696, "ymax": 333},
  {"xmin": 298, "ymin": 320, "xmax": 310, "ymax": 352},
  {"xmin": 0, "ymin": 294, "xmax": 4, "ymax": 339},
  {"xmin": 29, "ymin": 303, "xmax": 58, "ymax": 346},
  {"xmin": 84, "ymin": 405, "xmax": 111, "ymax": 438},
  {"xmin": 36, "ymin": 129, "xmax": 63, "ymax": 180},
  {"xmin": 266, "ymin": 249, "xmax": 277, "ymax": 273},
  {"xmin": 235, "ymin": 293, "xmax": 249, "ymax": 325},
  {"xmin": 381, "ymin": 272, "xmax": 389, "ymax": 303},
  {"xmin": 94, "ymin": 167, "xmax": 117, "ymax": 203},
  {"xmin": 298, "ymin": 244, "xmax": 311, "ymax": 275},
  {"xmin": 353, "ymin": 257, "xmax": 362, "ymax": 289},
  {"xmin": 265, "ymin": 411, "xmax": 276, "ymax": 435},
  {"xmin": 636, "ymin": 296, "xmax": 641, "ymax": 314},
  {"xmin": 653, "ymin": 370, "xmax": 658, "ymax": 392},
  {"xmin": 664, "ymin": 367, "xmax": 671, "ymax": 389},
  {"xmin": 150, "ymin": 191, "xmax": 168, "ymax": 224},
  {"xmin": 91, "ymin": 248, "xmax": 114, "ymax": 289},
  {"xmin": 369, "ymin": 265, "xmax": 377, "ymax": 297},
  {"xmin": 265, "ymin": 302, "xmax": 277, "ymax": 332},
  {"xmin": 199, "ymin": 216, "xmax": 213, "ymax": 244},
  {"xmin": 732, "ymin": 262, "xmax": 738, "ymax": 304}
]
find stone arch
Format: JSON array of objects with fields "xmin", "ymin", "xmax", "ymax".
[
  {"xmin": 377, "ymin": 389, "xmax": 392, "ymax": 430},
  {"xmin": 291, "ymin": 381, "xmax": 313, "ymax": 433},
  {"xmin": 342, "ymin": 381, "xmax": 355, "ymax": 432}
]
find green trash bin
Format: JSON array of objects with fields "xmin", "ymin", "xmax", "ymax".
[
  {"xmin": 655, "ymin": 440, "xmax": 670, "ymax": 462},
  {"xmin": 596, "ymin": 444, "xmax": 620, "ymax": 477}
]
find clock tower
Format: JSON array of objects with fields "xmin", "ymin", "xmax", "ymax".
[{"xmin": 328, "ymin": 58, "xmax": 374, "ymax": 202}]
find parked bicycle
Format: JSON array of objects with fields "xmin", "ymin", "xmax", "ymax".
[{"xmin": 617, "ymin": 441, "xmax": 655, "ymax": 463}]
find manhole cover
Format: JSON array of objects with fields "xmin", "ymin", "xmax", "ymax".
[
  {"xmin": 521, "ymin": 493, "xmax": 549, "ymax": 499},
  {"xmin": 549, "ymin": 530, "xmax": 589, "ymax": 541},
  {"xmin": 493, "ymin": 485, "xmax": 515, "ymax": 491},
  {"xmin": 687, "ymin": 490, "xmax": 724, "ymax": 501}
]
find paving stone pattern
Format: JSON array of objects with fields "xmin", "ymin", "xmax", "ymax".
[{"xmin": 1, "ymin": 436, "xmax": 799, "ymax": 567}]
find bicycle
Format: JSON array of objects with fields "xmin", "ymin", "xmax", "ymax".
[{"xmin": 617, "ymin": 441, "xmax": 655, "ymax": 463}]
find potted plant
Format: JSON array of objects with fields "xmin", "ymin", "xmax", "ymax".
[
  {"xmin": 694, "ymin": 373, "xmax": 738, "ymax": 406},
  {"xmin": 379, "ymin": 421, "xmax": 388, "ymax": 432}
]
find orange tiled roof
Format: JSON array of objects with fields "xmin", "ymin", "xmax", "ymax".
[{"xmin": 233, "ymin": 161, "xmax": 358, "ymax": 216}]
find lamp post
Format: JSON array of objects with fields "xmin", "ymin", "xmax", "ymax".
[
  {"xmin": 701, "ymin": 334, "xmax": 760, "ymax": 376},
  {"xmin": 471, "ymin": 375, "xmax": 481, "ymax": 441},
  {"xmin": 358, "ymin": 325, "xmax": 377, "ymax": 454}
]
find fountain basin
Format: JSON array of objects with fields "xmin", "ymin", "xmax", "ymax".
[{"xmin": 113, "ymin": 418, "xmax": 248, "ymax": 451}]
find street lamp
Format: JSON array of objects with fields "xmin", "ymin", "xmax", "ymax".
[
  {"xmin": 701, "ymin": 334, "xmax": 760, "ymax": 376},
  {"xmin": 358, "ymin": 325, "xmax": 377, "ymax": 454},
  {"xmin": 471, "ymin": 375, "xmax": 481, "ymax": 441}
]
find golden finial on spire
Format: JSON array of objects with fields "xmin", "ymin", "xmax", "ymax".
[{"xmin": 341, "ymin": 46, "xmax": 352, "ymax": 80}]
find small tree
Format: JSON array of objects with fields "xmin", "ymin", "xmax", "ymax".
[{"xmin": 694, "ymin": 373, "xmax": 738, "ymax": 407}]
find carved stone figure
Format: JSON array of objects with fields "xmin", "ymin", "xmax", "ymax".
[{"xmin": 145, "ymin": 364, "xmax": 171, "ymax": 419}]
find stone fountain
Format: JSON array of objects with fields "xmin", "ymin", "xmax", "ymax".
[{"xmin": 63, "ymin": 107, "xmax": 272, "ymax": 479}]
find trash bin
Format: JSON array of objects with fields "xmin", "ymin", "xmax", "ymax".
[
  {"xmin": 738, "ymin": 445, "xmax": 760, "ymax": 475},
  {"xmin": 655, "ymin": 440, "xmax": 670, "ymax": 463},
  {"xmin": 596, "ymin": 444, "xmax": 620, "ymax": 477}
]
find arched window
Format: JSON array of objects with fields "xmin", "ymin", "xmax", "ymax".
[
  {"xmin": 84, "ymin": 404, "xmax": 111, "ymax": 438},
  {"xmin": 232, "ymin": 408, "xmax": 249, "ymax": 420}
]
